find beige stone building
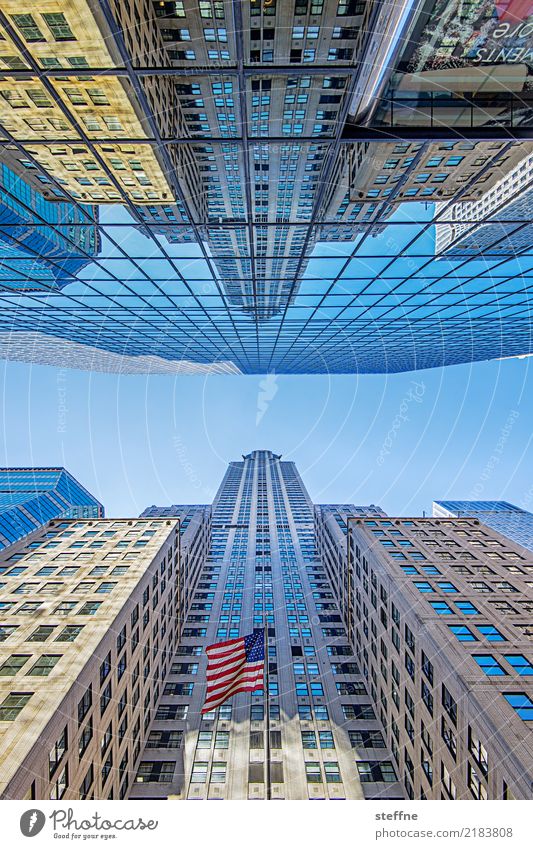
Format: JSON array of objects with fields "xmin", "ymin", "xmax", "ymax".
[
  {"xmin": 0, "ymin": 0, "xmax": 203, "ymax": 209},
  {"xmin": 0, "ymin": 513, "xmax": 205, "ymax": 800}
]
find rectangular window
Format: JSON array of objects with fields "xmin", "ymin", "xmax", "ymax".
[
  {"xmin": 504, "ymin": 655, "xmax": 533, "ymax": 676},
  {"xmin": 49, "ymin": 726, "xmax": 68, "ymax": 777},
  {"xmin": 27, "ymin": 655, "xmax": 61, "ymax": 677},
  {"xmin": 0, "ymin": 692, "xmax": 32, "ymax": 720},
  {"xmin": 503, "ymin": 693, "xmax": 533, "ymax": 720},
  {"xmin": 0, "ymin": 655, "xmax": 30, "ymax": 675},
  {"xmin": 305, "ymin": 762, "xmax": 322, "ymax": 783},
  {"xmin": 357, "ymin": 761, "xmax": 397, "ymax": 782}
]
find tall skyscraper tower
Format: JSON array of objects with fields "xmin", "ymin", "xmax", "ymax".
[
  {"xmin": 0, "ymin": 467, "xmax": 103, "ymax": 550},
  {"xmin": 131, "ymin": 450, "xmax": 403, "ymax": 800}
]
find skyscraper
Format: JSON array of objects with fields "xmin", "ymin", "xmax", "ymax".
[
  {"xmin": 1, "ymin": 452, "xmax": 532, "ymax": 800},
  {"xmin": 131, "ymin": 451, "xmax": 403, "ymax": 800},
  {"xmin": 434, "ymin": 151, "xmax": 533, "ymax": 257},
  {"xmin": 0, "ymin": 163, "xmax": 99, "ymax": 292},
  {"xmin": 0, "ymin": 467, "xmax": 103, "ymax": 550},
  {"xmin": 433, "ymin": 500, "xmax": 533, "ymax": 552},
  {"xmin": 0, "ymin": 515, "xmax": 194, "ymax": 800},
  {"xmin": 318, "ymin": 511, "xmax": 533, "ymax": 799}
]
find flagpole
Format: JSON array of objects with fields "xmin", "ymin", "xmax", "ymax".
[{"xmin": 264, "ymin": 622, "xmax": 271, "ymax": 800}]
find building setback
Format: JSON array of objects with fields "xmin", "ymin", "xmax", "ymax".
[{"xmin": 319, "ymin": 512, "xmax": 533, "ymax": 800}]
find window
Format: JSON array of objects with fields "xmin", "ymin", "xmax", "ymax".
[
  {"xmin": 504, "ymin": 655, "xmax": 533, "ymax": 676},
  {"xmin": 473, "ymin": 654, "xmax": 506, "ymax": 676},
  {"xmin": 79, "ymin": 716, "xmax": 93, "ymax": 757},
  {"xmin": 214, "ymin": 731, "xmax": 229, "ymax": 749},
  {"xmin": 319, "ymin": 731, "xmax": 334, "ymax": 748},
  {"xmin": 49, "ymin": 727, "xmax": 67, "ymax": 777},
  {"xmin": 342, "ymin": 704, "xmax": 375, "ymax": 720},
  {"xmin": 78, "ymin": 686, "xmax": 92, "ymax": 726},
  {"xmin": 0, "ymin": 655, "xmax": 30, "ymax": 675},
  {"xmin": 421, "ymin": 651, "xmax": 433, "ymax": 684},
  {"xmin": 503, "ymin": 693, "xmax": 533, "ymax": 720},
  {"xmin": 78, "ymin": 602, "xmax": 101, "ymax": 616},
  {"xmin": 146, "ymin": 730, "xmax": 182, "ymax": 749},
  {"xmin": 442, "ymin": 685, "xmax": 457, "ymax": 725},
  {"xmin": 478, "ymin": 625, "xmax": 506, "ymax": 642},
  {"xmin": 27, "ymin": 655, "xmax": 61, "ymax": 677},
  {"xmin": 357, "ymin": 761, "xmax": 397, "ymax": 782},
  {"xmin": 430, "ymin": 601, "xmax": 453, "ymax": 614},
  {"xmin": 80, "ymin": 764, "xmax": 94, "ymax": 800},
  {"xmin": 50, "ymin": 765, "xmax": 68, "ymax": 800},
  {"xmin": 251, "ymin": 704, "xmax": 264, "ymax": 721},
  {"xmin": 136, "ymin": 762, "xmax": 175, "ymax": 783},
  {"xmin": 0, "ymin": 692, "xmax": 32, "ymax": 720},
  {"xmin": 0, "ymin": 625, "xmax": 18, "ymax": 641},
  {"xmin": 466, "ymin": 761, "xmax": 487, "ymax": 800},
  {"xmin": 456, "ymin": 602, "xmax": 479, "ymax": 615},
  {"xmin": 449, "ymin": 625, "xmax": 477, "ymax": 642},
  {"xmin": 191, "ymin": 761, "xmax": 209, "ymax": 783},
  {"xmin": 305, "ymin": 762, "xmax": 322, "ymax": 783},
  {"xmin": 468, "ymin": 728, "xmax": 488, "ymax": 776},
  {"xmin": 437, "ymin": 582, "xmax": 458, "ymax": 593},
  {"xmin": 324, "ymin": 762, "xmax": 341, "ymax": 783},
  {"xmin": 302, "ymin": 731, "xmax": 317, "ymax": 748},
  {"xmin": 100, "ymin": 652, "xmax": 111, "ymax": 685},
  {"xmin": 211, "ymin": 762, "xmax": 226, "ymax": 783},
  {"xmin": 55, "ymin": 626, "xmax": 84, "ymax": 642},
  {"xmin": 42, "ymin": 12, "xmax": 75, "ymax": 40},
  {"xmin": 11, "ymin": 14, "xmax": 44, "ymax": 42},
  {"xmin": 349, "ymin": 730, "xmax": 385, "ymax": 748}
]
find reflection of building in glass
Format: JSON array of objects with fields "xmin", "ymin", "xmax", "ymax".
[
  {"xmin": 433, "ymin": 500, "xmax": 533, "ymax": 551},
  {"xmin": 349, "ymin": 0, "xmax": 533, "ymax": 128},
  {"xmin": 324, "ymin": 141, "xmax": 528, "ymax": 213},
  {"xmin": 435, "ymin": 151, "xmax": 533, "ymax": 255},
  {"xmin": 0, "ymin": 1, "xmax": 531, "ymax": 367},
  {"xmin": 0, "ymin": 1, "xmax": 202, "ymax": 212},
  {"xmin": 0, "ymin": 467, "xmax": 103, "ymax": 549},
  {"xmin": 323, "ymin": 512, "xmax": 533, "ymax": 800},
  {"xmin": 140, "ymin": 0, "xmax": 376, "ymax": 319},
  {"xmin": 0, "ymin": 164, "xmax": 98, "ymax": 291}
]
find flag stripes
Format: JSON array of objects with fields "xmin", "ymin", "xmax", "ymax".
[{"xmin": 202, "ymin": 629, "xmax": 265, "ymax": 713}]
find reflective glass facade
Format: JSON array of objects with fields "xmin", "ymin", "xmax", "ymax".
[
  {"xmin": 433, "ymin": 500, "xmax": 533, "ymax": 551},
  {"xmin": 0, "ymin": 1, "xmax": 530, "ymax": 373},
  {"xmin": 0, "ymin": 467, "xmax": 104, "ymax": 549}
]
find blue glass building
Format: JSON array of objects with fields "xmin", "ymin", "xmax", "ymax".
[
  {"xmin": 0, "ymin": 467, "xmax": 103, "ymax": 550},
  {"xmin": 0, "ymin": 164, "xmax": 99, "ymax": 293},
  {"xmin": 433, "ymin": 500, "xmax": 533, "ymax": 552},
  {"xmin": 0, "ymin": 1, "xmax": 531, "ymax": 374}
]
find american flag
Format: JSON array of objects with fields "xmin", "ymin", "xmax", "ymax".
[{"xmin": 202, "ymin": 628, "xmax": 265, "ymax": 713}]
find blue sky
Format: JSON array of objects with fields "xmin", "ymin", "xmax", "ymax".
[{"xmin": 1, "ymin": 354, "xmax": 531, "ymax": 518}]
